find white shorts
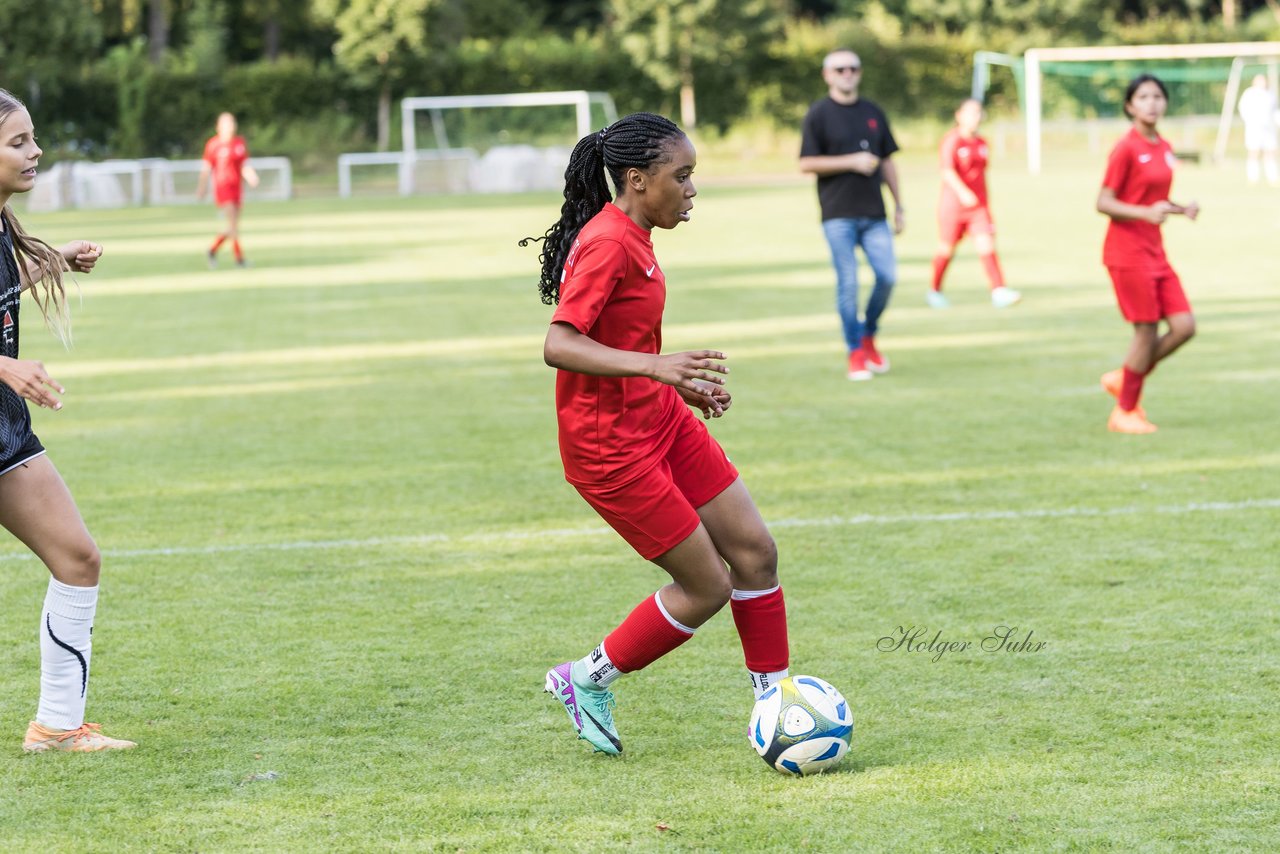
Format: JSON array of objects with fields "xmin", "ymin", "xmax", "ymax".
[{"xmin": 1245, "ymin": 125, "xmax": 1278, "ymax": 152}]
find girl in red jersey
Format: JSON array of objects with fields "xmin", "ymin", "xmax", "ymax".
[
  {"xmin": 521, "ymin": 112, "xmax": 789, "ymax": 756},
  {"xmin": 930, "ymin": 98, "xmax": 1021, "ymax": 309},
  {"xmin": 1096, "ymin": 75, "xmax": 1199, "ymax": 434},
  {"xmin": 196, "ymin": 112, "xmax": 259, "ymax": 268},
  {"xmin": 0, "ymin": 89, "xmax": 134, "ymax": 752}
]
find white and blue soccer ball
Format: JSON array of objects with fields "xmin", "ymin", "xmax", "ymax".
[{"xmin": 748, "ymin": 675, "xmax": 853, "ymax": 776}]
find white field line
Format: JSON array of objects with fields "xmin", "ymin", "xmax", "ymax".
[{"xmin": 0, "ymin": 498, "xmax": 1275, "ymax": 563}]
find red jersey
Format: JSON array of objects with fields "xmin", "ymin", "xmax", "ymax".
[
  {"xmin": 939, "ymin": 129, "xmax": 989, "ymax": 207},
  {"xmin": 550, "ymin": 203, "xmax": 685, "ymax": 488},
  {"xmin": 1102, "ymin": 128, "xmax": 1176, "ymax": 268},
  {"xmin": 203, "ymin": 134, "xmax": 249, "ymax": 192}
]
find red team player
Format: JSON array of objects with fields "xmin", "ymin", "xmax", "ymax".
[
  {"xmin": 929, "ymin": 98, "xmax": 1021, "ymax": 309},
  {"xmin": 520, "ymin": 113, "xmax": 789, "ymax": 756},
  {"xmin": 1096, "ymin": 75, "xmax": 1198, "ymax": 434},
  {"xmin": 196, "ymin": 112, "xmax": 259, "ymax": 268}
]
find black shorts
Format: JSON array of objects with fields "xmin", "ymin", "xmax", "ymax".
[{"xmin": 0, "ymin": 432, "xmax": 45, "ymax": 477}]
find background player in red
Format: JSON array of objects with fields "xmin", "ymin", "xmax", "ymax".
[
  {"xmin": 0, "ymin": 89, "xmax": 135, "ymax": 752},
  {"xmin": 929, "ymin": 98, "xmax": 1021, "ymax": 310},
  {"xmin": 196, "ymin": 112, "xmax": 259, "ymax": 268},
  {"xmin": 1096, "ymin": 74, "xmax": 1199, "ymax": 435},
  {"xmin": 521, "ymin": 112, "xmax": 790, "ymax": 756}
]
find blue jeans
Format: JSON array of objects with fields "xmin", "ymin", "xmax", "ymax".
[{"xmin": 821, "ymin": 217, "xmax": 897, "ymax": 352}]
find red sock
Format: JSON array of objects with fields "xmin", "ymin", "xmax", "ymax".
[
  {"xmin": 931, "ymin": 254, "xmax": 951, "ymax": 290},
  {"xmin": 730, "ymin": 587, "xmax": 789, "ymax": 672},
  {"xmin": 980, "ymin": 252, "xmax": 1005, "ymax": 289},
  {"xmin": 1119, "ymin": 366, "xmax": 1147, "ymax": 412},
  {"xmin": 232, "ymin": 240, "xmax": 243, "ymax": 262},
  {"xmin": 604, "ymin": 593, "xmax": 693, "ymax": 674},
  {"xmin": 209, "ymin": 235, "xmax": 227, "ymax": 254}
]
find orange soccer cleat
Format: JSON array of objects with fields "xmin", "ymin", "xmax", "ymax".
[
  {"xmin": 1107, "ymin": 405, "xmax": 1157, "ymax": 434},
  {"xmin": 23, "ymin": 721, "xmax": 137, "ymax": 753}
]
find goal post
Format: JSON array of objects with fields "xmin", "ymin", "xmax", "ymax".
[
  {"xmin": 1023, "ymin": 42, "xmax": 1280, "ymax": 173},
  {"xmin": 1214, "ymin": 56, "xmax": 1280, "ymax": 163},
  {"xmin": 393, "ymin": 90, "xmax": 619, "ymax": 196}
]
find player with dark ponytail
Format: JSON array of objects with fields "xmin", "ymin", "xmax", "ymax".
[{"xmin": 523, "ymin": 113, "xmax": 791, "ymax": 757}]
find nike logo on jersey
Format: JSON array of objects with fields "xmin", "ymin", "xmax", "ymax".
[
  {"xmin": 645, "ymin": 263, "xmax": 656, "ymax": 277},
  {"xmin": 1138, "ymin": 153, "xmax": 1153, "ymax": 163}
]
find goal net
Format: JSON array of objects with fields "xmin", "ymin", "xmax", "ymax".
[
  {"xmin": 974, "ymin": 42, "xmax": 1280, "ymax": 172},
  {"xmin": 387, "ymin": 90, "xmax": 618, "ymax": 196},
  {"xmin": 24, "ymin": 156, "xmax": 293, "ymax": 211},
  {"xmin": 148, "ymin": 157, "xmax": 293, "ymax": 205}
]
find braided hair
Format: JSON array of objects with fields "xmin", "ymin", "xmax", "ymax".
[{"xmin": 520, "ymin": 112, "xmax": 685, "ymax": 305}]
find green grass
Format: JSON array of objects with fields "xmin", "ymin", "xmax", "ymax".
[{"xmin": 1, "ymin": 152, "xmax": 1277, "ymax": 852}]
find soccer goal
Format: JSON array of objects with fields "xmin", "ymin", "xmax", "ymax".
[
  {"xmin": 24, "ymin": 156, "xmax": 293, "ymax": 211},
  {"xmin": 396, "ymin": 90, "xmax": 618, "ymax": 195},
  {"xmin": 147, "ymin": 157, "xmax": 293, "ymax": 205},
  {"xmin": 974, "ymin": 42, "xmax": 1280, "ymax": 173}
]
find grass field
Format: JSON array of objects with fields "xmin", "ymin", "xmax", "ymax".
[{"xmin": 1, "ymin": 151, "xmax": 1277, "ymax": 852}]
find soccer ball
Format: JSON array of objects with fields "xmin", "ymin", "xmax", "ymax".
[{"xmin": 748, "ymin": 675, "xmax": 853, "ymax": 776}]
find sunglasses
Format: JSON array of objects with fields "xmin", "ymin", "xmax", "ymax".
[{"xmin": 831, "ymin": 66, "xmax": 861, "ymax": 73}]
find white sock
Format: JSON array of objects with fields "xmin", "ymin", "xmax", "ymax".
[
  {"xmin": 577, "ymin": 641, "xmax": 623, "ymax": 689},
  {"xmin": 36, "ymin": 579, "xmax": 98, "ymax": 731},
  {"xmin": 750, "ymin": 669, "xmax": 790, "ymax": 701},
  {"xmin": 730, "ymin": 584, "xmax": 779, "ymax": 601},
  {"xmin": 653, "ymin": 590, "xmax": 696, "ymax": 633}
]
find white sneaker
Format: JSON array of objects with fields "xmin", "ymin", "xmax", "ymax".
[
  {"xmin": 926, "ymin": 290, "xmax": 951, "ymax": 309},
  {"xmin": 991, "ymin": 286, "xmax": 1022, "ymax": 308}
]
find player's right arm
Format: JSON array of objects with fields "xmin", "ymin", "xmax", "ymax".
[
  {"xmin": 544, "ymin": 322, "xmax": 728, "ymax": 400},
  {"xmin": 195, "ymin": 161, "xmax": 211, "ymax": 200},
  {"xmin": 0, "ymin": 357, "xmax": 64, "ymax": 410}
]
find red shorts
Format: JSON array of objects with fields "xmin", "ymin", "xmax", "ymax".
[
  {"xmin": 938, "ymin": 204, "xmax": 994, "ymax": 246},
  {"xmin": 573, "ymin": 410, "xmax": 739, "ymax": 560},
  {"xmin": 214, "ymin": 184, "xmax": 242, "ymax": 207},
  {"xmin": 1107, "ymin": 265, "xmax": 1191, "ymax": 323}
]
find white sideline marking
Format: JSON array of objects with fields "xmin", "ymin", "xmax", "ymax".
[{"xmin": 0, "ymin": 498, "xmax": 1275, "ymax": 563}]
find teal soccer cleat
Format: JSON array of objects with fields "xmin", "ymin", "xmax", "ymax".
[{"xmin": 544, "ymin": 661, "xmax": 622, "ymax": 755}]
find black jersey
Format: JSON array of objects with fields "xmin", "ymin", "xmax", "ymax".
[
  {"xmin": 0, "ymin": 213, "xmax": 36, "ymax": 459},
  {"xmin": 800, "ymin": 96, "xmax": 900, "ymax": 220}
]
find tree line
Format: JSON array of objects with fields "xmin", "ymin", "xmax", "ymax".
[{"xmin": 2, "ymin": 0, "xmax": 1276, "ymax": 165}]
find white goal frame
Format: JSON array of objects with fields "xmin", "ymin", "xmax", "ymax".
[
  {"xmin": 148, "ymin": 156, "xmax": 293, "ymax": 205},
  {"xmin": 396, "ymin": 90, "xmax": 618, "ymax": 195},
  {"xmin": 1023, "ymin": 42, "xmax": 1280, "ymax": 173},
  {"xmin": 1214, "ymin": 56, "xmax": 1280, "ymax": 162}
]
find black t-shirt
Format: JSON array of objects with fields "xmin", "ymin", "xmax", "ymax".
[
  {"xmin": 800, "ymin": 97, "xmax": 899, "ymax": 220},
  {"xmin": 0, "ymin": 214, "xmax": 35, "ymax": 458}
]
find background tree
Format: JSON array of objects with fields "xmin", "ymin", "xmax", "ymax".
[
  {"xmin": 314, "ymin": 0, "xmax": 436, "ymax": 151},
  {"xmin": 0, "ymin": 0, "xmax": 102, "ymax": 105},
  {"xmin": 608, "ymin": 0, "xmax": 786, "ymax": 129}
]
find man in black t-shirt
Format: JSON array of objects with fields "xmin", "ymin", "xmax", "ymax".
[{"xmin": 800, "ymin": 48, "xmax": 904, "ymax": 381}]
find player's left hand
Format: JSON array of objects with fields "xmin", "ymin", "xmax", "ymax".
[
  {"xmin": 1182, "ymin": 200, "xmax": 1200, "ymax": 221},
  {"xmin": 61, "ymin": 241, "xmax": 103, "ymax": 274},
  {"xmin": 678, "ymin": 381, "xmax": 731, "ymax": 419}
]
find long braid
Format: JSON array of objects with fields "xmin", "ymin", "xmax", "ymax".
[{"xmin": 520, "ymin": 112, "xmax": 684, "ymax": 305}]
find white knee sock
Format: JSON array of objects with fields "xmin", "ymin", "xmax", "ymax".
[{"xmin": 36, "ymin": 579, "xmax": 99, "ymax": 731}]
